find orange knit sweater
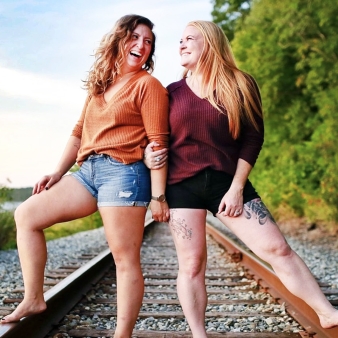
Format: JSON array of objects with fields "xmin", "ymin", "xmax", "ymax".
[{"xmin": 71, "ymin": 71, "xmax": 169, "ymax": 166}]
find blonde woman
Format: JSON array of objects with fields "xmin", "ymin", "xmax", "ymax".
[
  {"xmin": 144, "ymin": 20, "xmax": 338, "ymax": 337},
  {"xmin": 1, "ymin": 14, "xmax": 169, "ymax": 338}
]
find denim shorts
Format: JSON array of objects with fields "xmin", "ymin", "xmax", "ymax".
[
  {"xmin": 166, "ymin": 168, "xmax": 260, "ymax": 216},
  {"xmin": 72, "ymin": 154, "xmax": 151, "ymax": 207}
]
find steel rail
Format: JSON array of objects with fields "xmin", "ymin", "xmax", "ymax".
[
  {"xmin": 206, "ymin": 221, "xmax": 338, "ymax": 338},
  {"xmin": 0, "ymin": 214, "xmax": 155, "ymax": 338}
]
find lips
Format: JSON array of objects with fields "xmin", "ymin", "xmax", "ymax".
[{"xmin": 130, "ymin": 50, "xmax": 142, "ymax": 57}]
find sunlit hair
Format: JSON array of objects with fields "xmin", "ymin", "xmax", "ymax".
[
  {"xmin": 84, "ymin": 14, "xmax": 156, "ymax": 96},
  {"xmin": 183, "ymin": 20, "xmax": 262, "ymax": 139}
]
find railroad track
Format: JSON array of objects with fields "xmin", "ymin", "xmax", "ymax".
[{"xmin": 0, "ymin": 214, "xmax": 337, "ymax": 338}]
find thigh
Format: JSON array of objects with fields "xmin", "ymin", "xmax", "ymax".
[
  {"xmin": 216, "ymin": 198, "xmax": 288, "ymax": 259},
  {"xmin": 169, "ymin": 208, "xmax": 207, "ymax": 264},
  {"xmin": 16, "ymin": 175, "xmax": 98, "ymax": 230},
  {"xmin": 99, "ymin": 206, "xmax": 147, "ymax": 259}
]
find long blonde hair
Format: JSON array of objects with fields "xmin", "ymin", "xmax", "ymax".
[
  {"xmin": 184, "ymin": 20, "xmax": 262, "ymax": 139},
  {"xmin": 83, "ymin": 14, "xmax": 156, "ymax": 96}
]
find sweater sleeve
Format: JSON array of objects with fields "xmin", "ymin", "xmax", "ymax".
[
  {"xmin": 238, "ymin": 76, "xmax": 264, "ymax": 167},
  {"xmin": 71, "ymin": 94, "xmax": 91, "ymax": 138},
  {"xmin": 139, "ymin": 77, "xmax": 169, "ymax": 149}
]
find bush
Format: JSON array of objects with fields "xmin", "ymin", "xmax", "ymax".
[{"xmin": 0, "ymin": 211, "xmax": 16, "ymax": 250}]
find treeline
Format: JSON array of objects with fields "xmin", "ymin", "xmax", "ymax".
[
  {"xmin": 10, "ymin": 187, "xmax": 32, "ymax": 201},
  {"xmin": 212, "ymin": 0, "xmax": 338, "ymax": 228}
]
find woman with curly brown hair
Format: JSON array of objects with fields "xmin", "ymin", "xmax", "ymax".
[{"xmin": 1, "ymin": 14, "xmax": 169, "ymax": 337}]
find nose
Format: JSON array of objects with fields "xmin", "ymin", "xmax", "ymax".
[
  {"xmin": 179, "ymin": 42, "xmax": 186, "ymax": 53},
  {"xmin": 137, "ymin": 38, "xmax": 144, "ymax": 49}
]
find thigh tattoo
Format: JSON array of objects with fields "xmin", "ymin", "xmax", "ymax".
[
  {"xmin": 243, "ymin": 199, "xmax": 276, "ymax": 225},
  {"xmin": 169, "ymin": 210, "xmax": 192, "ymax": 240}
]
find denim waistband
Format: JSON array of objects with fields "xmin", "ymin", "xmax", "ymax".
[{"xmin": 87, "ymin": 153, "xmax": 106, "ymax": 160}]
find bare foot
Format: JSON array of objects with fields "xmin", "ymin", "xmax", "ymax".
[
  {"xmin": 319, "ymin": 310, "xmax": 338, "ymax": 329},
  {"xmin": 0, "ymin": 299, "xmax": 46, "ymax": 323}
]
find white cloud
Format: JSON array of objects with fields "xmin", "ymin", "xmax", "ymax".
[{"xmin": 0, "ymin": 66, "xmax": 86, "ymax": 108}]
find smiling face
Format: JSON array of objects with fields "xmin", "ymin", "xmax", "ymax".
[
  {"xmin": 122, "ymin": 24, "xmax": 153, "ymax": 74},
  {"xmin": 179, "ymin": 25, "xmax": 204, "ymax": 72}
]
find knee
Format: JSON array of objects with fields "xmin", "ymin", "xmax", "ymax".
[
  {"xmin": 113, "ymin": 250, "xmax": 140, "ymax": 273},
  {"xmin": 262, "ymin": 239, "xmax": 292, "ymax": 261},
  {"xmin": 14, "ymin": 202, "xmax": 34, "ymax": 230},
  {"xmin": 179, "ymin": 254, "xmax": 206, "ymax": 279}
]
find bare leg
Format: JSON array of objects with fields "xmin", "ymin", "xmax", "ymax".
[
  {"xmin": 169, "ymin": 208, "xmax": 208, "ymax": 338},
  {"xmin": 99, "ymin": 206, "xmax": 146, "ymax": 338},
  {"xmin": 217, "ymin": 198, "xmax": 338, "ymax": 329},
  {"xmin": 1, "ymin": 176, "xmax": 97, "ymax": 323}
]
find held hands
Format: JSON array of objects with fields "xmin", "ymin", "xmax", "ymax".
[
  {"xmin": 150, "ymin": 200, "xmax": 170, "ymax": 223},
  {"xmin": 144, "ymin": 141, "xmax": 168, "ymax": 169},
  {"xmin": 218, "ymin": 186, "xmax": 244, "ymax": 217},
  {"xmin": 33, "ymin": 172, "xmax": 63, "ymax": 195}
]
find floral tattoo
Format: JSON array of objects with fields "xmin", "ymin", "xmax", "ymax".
[
  {"xmin": 169, "ymin": 210, "xmax": 192, "ymax": 240},
  {"xmin": 243, "ymin": 199, "xmax": 276, "ymax": 225}
]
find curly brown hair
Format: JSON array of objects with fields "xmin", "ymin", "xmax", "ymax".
[{"xmin": 84, "ymin": 14, "xmax": 156, "ymax": 96}]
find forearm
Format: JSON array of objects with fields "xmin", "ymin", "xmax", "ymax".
[
  {"xmin": 150, "ymin": 164, "xmax": 168, "ymax": 197},
  {"xmin": 54, "ymin": 136, "xmax": 81, "ymax": 176},
  {"xmin": 230, "ymin": 158, "xmax": 253, "ymax": 191}
]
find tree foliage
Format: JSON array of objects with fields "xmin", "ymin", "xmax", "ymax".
[
  {"xmin": 211, "ymin": 0, "xmax": 253, "ymax": 41},
  {"xmin": 213, "ymin": 0, "xmax": 338, "ymax": 226}
]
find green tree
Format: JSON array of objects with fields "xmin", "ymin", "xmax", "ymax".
[
  {"xmin": 216, "ymin": 0, "xmax": 338, "ymax": 225},
  {"xmin": 211, "ymin": 0, "xmax": 253, "ymax": 41}
]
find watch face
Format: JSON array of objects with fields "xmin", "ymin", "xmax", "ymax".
[{"xmin": 158, "ymin": 194, "xmax": 166, "ymax": 202}]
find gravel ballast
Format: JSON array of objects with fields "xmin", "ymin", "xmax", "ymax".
[{"xmin": 1, "ymin": 216, "xmax": 337, "ymax": 333}]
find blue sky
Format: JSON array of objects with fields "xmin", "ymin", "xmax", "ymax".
[{"xmin": 0, "ymin": 0, "xmax": 212, "ymax": 188}]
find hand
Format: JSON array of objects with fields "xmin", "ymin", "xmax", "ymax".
[
  {"xmin": 144, "ymin": 141, "xmax": 168, "ymax": 169},
  {"xmin": 150, "ymin": 200, "xmax": 170, "ymax": 222},
  {"xmin": 33, "ymin": 172, "xmax": 63, "ymax": 195},
  {"xmin": 218, "ymin": 186, "xmax": 244, "ymax": 217}
]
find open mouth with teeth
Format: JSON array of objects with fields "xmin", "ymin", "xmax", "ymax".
[{"xmin": 130, "ymin": 51, "xmax": 141, "ymax": 58}]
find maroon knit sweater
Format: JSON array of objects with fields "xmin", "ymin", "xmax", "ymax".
[{"xmin": 167, "ymin": 78, "xmax": 264, "ymax": 185}]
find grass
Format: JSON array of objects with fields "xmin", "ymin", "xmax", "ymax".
[{"xmin": 44, "ymin": 212, "xmax": 103, "ymax": 241}]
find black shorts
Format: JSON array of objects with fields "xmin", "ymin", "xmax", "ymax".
[{"xmin": 166, "ymin": 168, "xmax": 260, "ymax": 216}]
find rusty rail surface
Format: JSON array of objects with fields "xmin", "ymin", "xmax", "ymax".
[{"xmin": 206, "ymin": 221, "xmax": 338, "ymax": 338}]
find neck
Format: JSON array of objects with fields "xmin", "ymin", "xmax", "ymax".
[
  {"xmin": 186, "ymin": 73, "xmax": 205, "ymax": 97},
  {"xmin": 118, "ymin": 68, "xmax": 142, "ymax": 80}
]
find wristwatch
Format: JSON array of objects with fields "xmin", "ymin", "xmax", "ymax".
[{"xmin": 151, "ymin": 194, "xmax": 166, "ymax": 202}]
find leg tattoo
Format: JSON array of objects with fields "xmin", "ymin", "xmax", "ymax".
[
  {"xmin": 243, "ymin": 199, "xmax": 276, "ymax": 225},
  {"xmin": 169, "ymin": 210, "xmax": 192, "ymax": 240}
]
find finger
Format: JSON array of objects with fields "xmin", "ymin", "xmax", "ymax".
[
  {"xmin": 158, "ymin": 155, "xmax": 168, "ymax": 164},
  {"xmin": 234, "ymin": 209, "xmax": 242, "ymax": 217},
  {"xmin": 45, "ymin": 177, "xmax": 56, "ymax": 190},
  {"xmin": 153, "ymin": 163, "xmax": 166, "ymax": 169},
  {"xmin": 146, "ymin": 141, "xmax": 158, "ymax": 151},
  {"xmin": 222, "ymin": 205, "xmax": 230, "ymax": 216},
  {"xmin": 35, "ymin": 182, "xmax": 45, "ymax": 194},
  {"xmin": 218, "ymin": 201, "xmax": 226, "ymax": 214},
  {"xmin": 32, "ymin": 184, "xmax": 38, "ymax": 195}
]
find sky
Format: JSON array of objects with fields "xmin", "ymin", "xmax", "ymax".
[{"xmin": 0, "ymin": 0, "xmax": 213, "ymax": 188}]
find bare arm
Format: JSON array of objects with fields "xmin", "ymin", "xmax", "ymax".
[
  {"xmin": 149, "ymin": 163, "xmax": 170, "ymax": 222},
  {"xmin": 218, "ymin": 158, "xmax": 253, "ymax": 217},
  {"xmin": 33, "ymin": 136, "xmax": 81, "ymax": 194},
  {"xmin": 143, "ymin": 142, "xmax": 170, "ymax": 222}
]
